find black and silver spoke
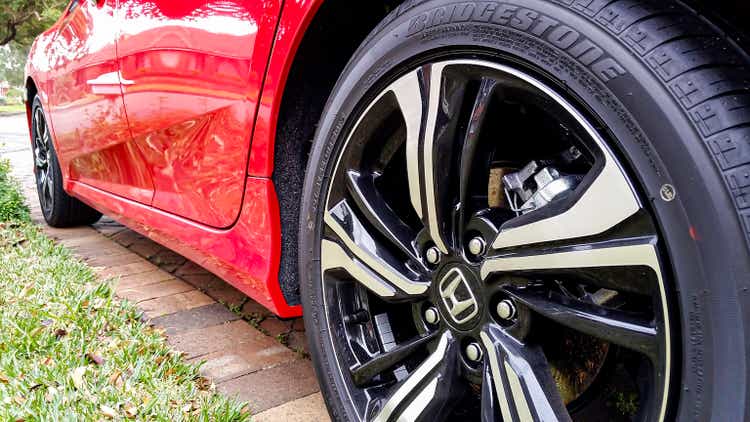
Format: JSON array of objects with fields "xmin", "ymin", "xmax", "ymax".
[
  {"xmin": 33, "ymin": 106, "xmax": 53, "ymax": 214},
  {"xmin": 480, "ymin": 324, "xmax": 570, "ymax": 422},
  {"xmin": 480, "ymin": 230, "xmax": 670, "ymax": 420},
  {"xmin": 368, "ymin": 331, "xmax": 464, "ymax": 421},
  {"xmin": 318, "ymin": 59, "xmax": 674, "ymax": 421}
]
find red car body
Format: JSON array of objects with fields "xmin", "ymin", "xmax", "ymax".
[{"xmin": 24, "ymin": 0, "xmax": 326, "ymax": 318}]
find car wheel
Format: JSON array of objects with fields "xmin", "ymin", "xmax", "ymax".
[
  {"xmin": 299, "ymin": 1, "xmax": 750, "ymax": 420},
  {"xmin": 31, "ymin": 96, "xmax": 102, "ymax": 227}
]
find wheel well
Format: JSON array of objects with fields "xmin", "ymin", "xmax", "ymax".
[
  {"xmin": 26, "ymin": 77, "xmax": 38, "ymax": 104},
  {"xmin": 24, "ymin": 77, "xmax": 38, "ymax": 134},
  {"xmin": 273, "ymin": 0, "xmax": 403, "ymax": 305},
  {"xmin": 25, "ymin": 77, "xmax": 38, "ymax": 115}
]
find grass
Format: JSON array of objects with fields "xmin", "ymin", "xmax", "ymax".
[
  {"xmin": 0, "ymin": 160, "xmax": 28, "ymax": 222},
  {"xmin": 0, "ymin": 104, "xmax": 25, "ymax": 114},
  {"xmin": 0, "ymin": 158, "xmax": 249, "ymax": 420}
]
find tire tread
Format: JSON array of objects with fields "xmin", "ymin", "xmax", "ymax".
[{"xmin": 548, "ymin": 0, "xmax": 750, "ymax": 248}]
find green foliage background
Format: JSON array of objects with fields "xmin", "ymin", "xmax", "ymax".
[
  {"xmin": 0, "ymin": 0, "xmax": 67, "ymax": 88},
  {"xmin": 1, "ymin": 0, "xmax": 67, "ymax": 47},
  {"xmin": 1, "ymin": 44, "xmax": 29, "ymax": 88}
]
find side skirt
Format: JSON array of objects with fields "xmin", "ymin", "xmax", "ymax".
[{"xmin": 69, "ymin": 177, "xmax": 301, "ymax": 318}]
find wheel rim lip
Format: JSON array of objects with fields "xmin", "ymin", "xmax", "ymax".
[{"xmin": 318, "ymin": 57, "xmax": 674, "ymax": 421}]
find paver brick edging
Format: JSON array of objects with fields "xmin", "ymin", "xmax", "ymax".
[{"xmin": 49, "ymin": 221, "xmax": 329, "ymax": 420}]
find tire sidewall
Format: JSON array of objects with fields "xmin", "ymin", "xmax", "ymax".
[{"xmin": 300, "ymin": 1, "xmax": 750, "ymax": 420}]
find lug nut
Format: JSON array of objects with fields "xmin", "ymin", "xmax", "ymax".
[
  {"xmin": 425, "ymin": 246, "xmax": 441, "ymax": 265},
  {"xmin": 465, "ymin": 342, "xmax": 483, "ymax": 362},
  {"xmin": 496, "ymin": 299, "xmax": 517, "ymax": 321},
  {"xmin": 468, "ymin": 236, "xmax": 486, "ymax": 256},
  {"xmin": 424, "ymin": 307, "xmax": 440, "ymax": 325}
]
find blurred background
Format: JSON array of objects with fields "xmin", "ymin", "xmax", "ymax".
[{"xmin": 0, "ymin": 0, "xmax": 66, "ymax": 114}]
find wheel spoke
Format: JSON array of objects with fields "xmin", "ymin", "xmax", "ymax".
[
  {"xmin": 396, "ymin": 64, "xmax": 466, "ymax": 254},
  {"xmin": 490, "ymin": 102, "xmax": 640, "ymax": 250},
  {"xmin": 481, "ymin": 364, "xmax": 505, "ymax": 422},
  {"xmin": 34, "ymin": 148, "xmax": 47, "ymax": 169},
  {"xmin": 480, "ymin": 325, "xmax": 571, "ymax": 422},
  {"xmin": 371, "ymin": 331, "xmax": 462, "ymax": 422},
  {"xmin": 482, "ymin": 223, "xmax": 671, "ymax": 422},
  {"xmin": 346, "ymin": 171, "xmax": 422, "ymax": 265},
  {"xmin": 321, "ymin": 239, "xmax": 426, "ymax": 301},
  {"xmin": 481, "ymin": 237, "xmax": 663, "ymax": 296},
  {"xmin": 38, "ymin": 169, "xmax": 47, "ymax": 188},
  {"xmin": 42, "ymin": 124, "xmax": 50, "ymax": 148},
  {"xmin": 33, "ymin": 109, "xmax": 50, "ymax": 170},
  {"xmin": 350, "ymin": 330, "xmax": 441, "ymax": 387},
  {"xmin": 34, "ymin": 109, "xmax": 44, "ymax": 142},
  {"xmin": 504, "ymin": 285, "xmax": 659, "ymax": 359},
  {"xmin": 458, "ymin": 77, "xmax": 497, "ymax": 233},
  {"xmin": 391, "ymin": 70, "xmax": 425, "ymax": 222},
  {"xmin": 39, "ymin": 169, "xmax": 52, "ymax": 210},
  {"xmin": 323, "ymin": 199, "xmax": 429, "ymax": 300},
  {"xmin": 46, "ymin": 170, "xmax": 54, "ymax": 197}
]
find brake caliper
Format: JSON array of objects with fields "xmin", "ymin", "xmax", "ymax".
[{"xmin": 502, "ymin": 160, "xmax": 582, "ymax": 215}]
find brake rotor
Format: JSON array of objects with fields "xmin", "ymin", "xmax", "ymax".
[{"xmin": 546, "ymin": 326, "xmax": 610, "ymax": 404}]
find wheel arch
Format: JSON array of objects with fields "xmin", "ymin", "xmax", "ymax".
[
  {"xmin": 24, "ymin": 76, "xmax": 39, "ymax": 145},
  {"xmin": 261, "ymin": 0, "xmax": 406, "ymax": 305}
]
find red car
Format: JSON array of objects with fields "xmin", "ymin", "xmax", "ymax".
[{"xmin": 24, "ymin": 0, "xmax": 750, "ymax": 420}]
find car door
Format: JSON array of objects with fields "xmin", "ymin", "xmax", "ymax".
[
  {"xmin": 116, "ymin": 0, "xmax": 281, "ymax": 228},
  {"xmin": 46, "ymin": 0, "xmax": 154, "ymax": 204}
]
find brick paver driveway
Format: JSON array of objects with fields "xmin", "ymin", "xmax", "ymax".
[{"xmin": 0, "ymin": 113, "xmax": 329, "ymax": 421}]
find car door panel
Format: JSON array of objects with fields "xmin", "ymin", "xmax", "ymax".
[
  {"xmin": 117, "ymin": 0, "xmax": 281, "ymax": 228},
  {"xmin": 46, "ymin": 0, "xmax": 154, "ymax": 204}
]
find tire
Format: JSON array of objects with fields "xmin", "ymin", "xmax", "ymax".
[
  {"xmin": 31, "ymin": 96, "xmax": 102, "ymax": 228},
  {"xmin": 299, "ymin": 1, "xmax": 750, "ymax": 421}
]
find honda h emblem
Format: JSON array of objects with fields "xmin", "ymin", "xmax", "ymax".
[{"xmin": 438, "ymin": 268, "xmax": 479, "ymax": 325}]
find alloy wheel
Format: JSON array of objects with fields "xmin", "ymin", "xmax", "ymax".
[
  {"xmin": 319, "ymin": 59, "xmax": 672, "ymax": 421},
  {"xmin": 33, "ymin": 107, "xmax": 54, "ymax": 215}
]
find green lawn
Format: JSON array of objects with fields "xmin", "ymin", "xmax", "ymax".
[
  {"xmin": 0, "ymin": 160, "xmax": 249, "ymax": 420},
  {"xmin": 0, "ymin": 104, "xmax": 25, "ymax": 114}
]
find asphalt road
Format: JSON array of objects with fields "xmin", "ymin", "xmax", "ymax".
[
  {"xmin": 0, "ymin": 113, "xmax": 28, "ymax": 151},
  {"xmin": 0, "ymin": 113, "xmax": 37, "ymax": 195}
]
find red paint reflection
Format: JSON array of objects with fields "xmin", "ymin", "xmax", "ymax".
[{"xmin": 118, "ymin": 0, "xmax": 280, "ymax": 227}]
